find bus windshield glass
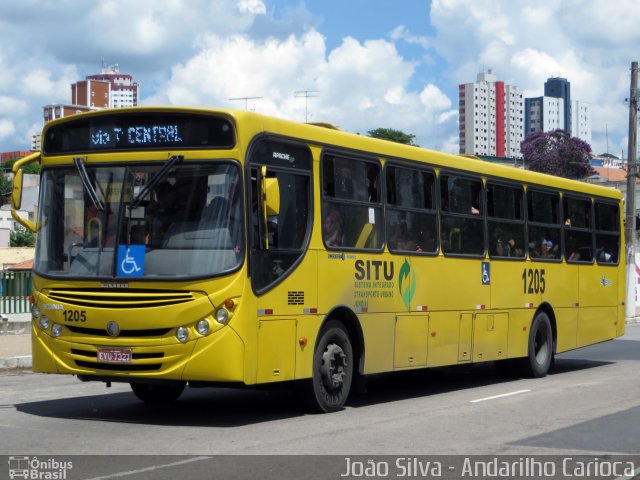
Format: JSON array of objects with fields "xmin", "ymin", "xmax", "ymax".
[{"xmin": 34, "ymin": 161, "xmax": 243, "ymax": 279}]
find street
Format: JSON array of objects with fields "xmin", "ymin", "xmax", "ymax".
[{"xmin": 1, "ymin": 326, "xmax": 640, "ymax": 478}]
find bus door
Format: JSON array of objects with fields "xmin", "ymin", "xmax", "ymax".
[{"xmin": 248, "ymin": 138, "xmax": 314, "ymax": 383}]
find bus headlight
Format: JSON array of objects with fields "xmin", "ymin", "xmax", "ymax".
[
  {"xmin": 176, "ymin": 326, "xmax": 189, "ymax": 343},
  {"xmin": 51, "ymin": 323, "xmax": 62, "ymax": 337},
  {"xmin": 196, "ymin": 319, "xmax": 210, "ymax": 336},
  {"xmin": 215, "ymin": 308, "xmax": 229, "ymax": 324},
  {"xmin": 32, "ymin": 304, "xmax": 41, "ymax": 319},
  {"xmin": 38, "ymin": 316, "xmax": 50, "ymax": 330}
]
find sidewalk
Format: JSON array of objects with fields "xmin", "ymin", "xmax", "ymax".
[
  {"xmin": 0, "ymin": 331, "xmax": 31, "ymax": 369},
  {"xmin": 0, "ymin": 316, "xmax": 32, "ymax": 369}
]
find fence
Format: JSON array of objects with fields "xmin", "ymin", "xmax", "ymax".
[{"xmin": 1, "ymin": 270, "xmax": 32, "ymax": 314}]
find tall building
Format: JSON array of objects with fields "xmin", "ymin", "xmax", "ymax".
[
  {"xmin": 524, "ymin": 96, "xmax": 565, "ymax": 135},
  {"xmin": 571, "ymin": 100, "xmax": 592, "ymax": 145},
  {"xmin": 86, "ymin": 63, "xmax": 139, "ymax": 108},
  {"xmin": 458, "ymin": 70, "xmax": 524, "ymax": 158},
  {"xmin": 71, "ymin": 78, "xmax": 110, "ymax": 109},
  {"xmin": 524, "ymin": 77, "xmax": 591, "ymax": 145},
  {"xmin": 544, "ymin": 77, "xmax": 571, "ymax": 131},
  {"xmin": 42, "ymin": 63, "xmax": 139, "ymax": 125}
]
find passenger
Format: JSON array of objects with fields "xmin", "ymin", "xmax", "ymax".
[
  {"xmin": 540, "ymin": 239, "xmax": 558, "ymax": 258},
  {"xmin": 130, "ymin": 224, "xmax": 148, "ymax": 245},
  {"xmin": 567, "ymin": 236, "xmax": 581, "ymax": 261},
  {"xmin": 323, "ymin": 209, "xmax": 343, "ymax": 247},
  {"xmin": 391, "ymin": 221, "xmax": 423, "ymax": 252}
]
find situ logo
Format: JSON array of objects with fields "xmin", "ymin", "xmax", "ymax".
[
  {"xmin": 8, "ymin": 456, "xmax": 73, "ymax": 479},
  {"xmin": 398, "ymin": 259, "xmax": 416, "ymax": 310}
]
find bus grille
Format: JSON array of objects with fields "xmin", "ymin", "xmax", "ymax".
[
  {"xmin": 67, "ymin": 326, "xmax": 172, "ymax": 337},
  {"xmin": 47, "ymin": 289, "xmax": 195, "ymax": 309},
  {"xmin": 72, "ymin": 349, "xmax": 164, "ymax": 371}
]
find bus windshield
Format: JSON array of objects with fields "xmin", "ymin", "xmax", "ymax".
[{"xmin": 34, "ymin": 161, "xmax": 244, "ymax": 279}]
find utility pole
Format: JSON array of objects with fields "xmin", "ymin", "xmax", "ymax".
[
  {"xmin": 294, "ymin": 91, "xmax": 319, "ymax": 123},
  {"xmin": 625, "ymin": 61, "xmax": 638, "ymax": 320}
]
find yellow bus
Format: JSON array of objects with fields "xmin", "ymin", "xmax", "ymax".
[{"xmin": 12, "ymin": 107, "xmax": 624, "ymax": 412}]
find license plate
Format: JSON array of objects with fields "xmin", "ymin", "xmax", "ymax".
[{"xmin": 97, "ymin": 348, "xmax": 132, "ymax": 364}]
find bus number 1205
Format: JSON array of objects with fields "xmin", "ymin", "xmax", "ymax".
[
  {"xmin": 63, "ymin": 310, "xmax": 87, "ymax": 322},
  {"xmin": 522, "ymin": 268, "xmax": 546, "ymax": 294}
]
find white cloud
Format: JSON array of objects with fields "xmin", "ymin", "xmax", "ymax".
[
  {"xmin": 419, "ymin": 84, "xmax": 451, "ymax": 113},
  {"xmin": 237, "ymin": 0, "xmax": 266, "ymax": 15},
  {"xmin": 0, "ymin": 120, "xmax": 16, "ymax": 140},
  {"xmin": 146, "ymin": 29, "xmax": 455, "ymax": 150},
  {"xmin": 0, "ymin": 96, "xmax": 28, "ymax": 114},
  {"xmin": 430, "ymin": 0, "xmax": 640, "ymax": 155}
]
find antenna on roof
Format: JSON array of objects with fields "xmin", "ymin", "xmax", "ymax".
[
  {"xmin": 228, "ymin": 96, "xmax": 263, "ymax": 111},
  {"xmin": 294, "ymin": 90, "xmax": 319, "ymax": 123}
]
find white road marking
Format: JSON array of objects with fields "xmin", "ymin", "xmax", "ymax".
[{"xmin": 470, "ymin": 389, "xmax": 531, "ymax": 403}]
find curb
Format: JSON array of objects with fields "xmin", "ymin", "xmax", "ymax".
[
  {"xmin": 0, "ymin": 355, "xmax": 32, "ymax": 369},
  {"xmin": 0, "ymin": 320, "xmax": 31, "ymax": 335}
]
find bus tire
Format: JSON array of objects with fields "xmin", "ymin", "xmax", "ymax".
[
  {"xmin": 305, "ymin": 321, "xmax": 354, "ymax": 413},
  {"xmin": 522, "ymin": 312, "xmax": 554, "ymax": 378},
  {"xmin": 130, "ymin": 382, "xmax": 186, "ymax": 403}
]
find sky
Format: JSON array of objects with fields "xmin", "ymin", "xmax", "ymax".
[{"xmin": 1, "ymin": 0, "xmax": 640, "ymax": 157}]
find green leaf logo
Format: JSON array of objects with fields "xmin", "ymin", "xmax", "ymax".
[{"xmin": 398, "ymin": 258, "xmax": 416, "ymax": 310}]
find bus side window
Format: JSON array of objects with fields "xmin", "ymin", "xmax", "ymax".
[
  {"xmin": 439, "ymin": 173, "xmax": 484, "ymax": 256},
  {"xmin": 595, "ymin": 201, "xmax": 620, "ymax": 265},
  {"xmin": 386, "ymin": 165, "xmax": 437, "ymax": 254},
  {"xmin": 487, "ymin": 183, "xmax": 525, "ymax": 259},
  {"xmin": 563, "ymin": 196, "xmax": 593, "ymax": 263},
  {"xmin": 321, "ymin": 154, "xmax": 383, "ymax": 250},
  {"xmin": 527, "ymin": 189, "xmax": 561, "ymax": 261},
  {"xmin": 249, "ymin": 139, "xmax": 312, "ymax": 292}
]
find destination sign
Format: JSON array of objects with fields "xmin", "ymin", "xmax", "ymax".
[{"xmin": 43, "ymin": 112, "xmax": 235, "ymax": 155}]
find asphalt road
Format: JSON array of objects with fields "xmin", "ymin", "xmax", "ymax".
[{"xmin": 1, "ymin": 326, "xmax": 640, "ymax": 479}]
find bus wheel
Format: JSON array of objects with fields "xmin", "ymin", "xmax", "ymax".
[
  {"xmin": 130, "ymin": 382, "xmax": 186, "ymax": 403},
  {"xmin": 306, "ymin": 321, "xmax": 354, "ymax": 413},
  {"xmin": 523, "ymin": 312, "xmax": 554, "ymax": 378}
]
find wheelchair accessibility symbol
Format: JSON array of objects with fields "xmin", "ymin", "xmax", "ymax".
[
  {"xmin": 481, "ymin": 261, "xmax": 490, "ymax": 285},
  {"xmin": 117, "ymin": 245, "xmax": 145, "ymax": 277}
]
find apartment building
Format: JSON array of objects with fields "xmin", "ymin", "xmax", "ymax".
[{"xmin": 459, "ymin": 70, "xmax": 524, "ymax": 159}]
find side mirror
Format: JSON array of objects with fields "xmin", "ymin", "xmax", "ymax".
[
  {"xmin": 263, "ymin": 177, "xmax": 280, "ymax": 216},
  {"xmin": 11, "ymin": 152, "xmax": 40, "ymax": 232},
  {"xmin": 12, "ymin": 169, "xmax": 23, "ymax": 210},
  {"xmin": 260, "ymin": 166, "xmax": 280, "ymax": 250}
]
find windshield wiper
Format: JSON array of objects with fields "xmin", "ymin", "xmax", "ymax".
[
  {"xmin": 74, "ymin": 157, "xmax": 104, "ymax": 212},
  {"xmin": 130, "ymin": 154, "xmax": 184, "ymax": 209}
]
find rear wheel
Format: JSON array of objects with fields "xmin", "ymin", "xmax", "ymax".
[
  {"xmin": 304, "ymin": 321, "xmax": 353, "ymax": 413},
  {"xmin": 522, "ymin": 312, "xmax": 554, "ymax": 378},
  {"xmin": 130, "ymin": 382, "xmax": 186, "ymax": 403}
]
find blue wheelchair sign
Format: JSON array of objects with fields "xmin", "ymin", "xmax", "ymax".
[
  {"xmin": 482, "ymin": 262, "xmax": 490, "ymax": 285},
  {"xmin": 117, "ymin": 245, "xmax": 145, "ymax": 277}
]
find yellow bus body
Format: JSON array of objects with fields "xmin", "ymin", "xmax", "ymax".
[{"xmin": 21, "ymin": 107, "xmax": 624, "ymax": 409}]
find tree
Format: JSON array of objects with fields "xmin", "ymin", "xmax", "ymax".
[
  {"xmin": 10, "ymin": 225, "xmax": 35, "ymax": 247},
  {"xmin": 0, "ymin": 173, "xmax": 11, "ymax": 207},
  {"xmin": 521, "ymin": 129, "xmax": 595, "ymax": 179},
  {"xmin": 366, "ymin": 128, "xmax": 417, "ymax": 146},
  {"xmin": 6, "ymin": 157, "xmax": 40, "ymax": 174}
]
